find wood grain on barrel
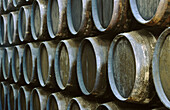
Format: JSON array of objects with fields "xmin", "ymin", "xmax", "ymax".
[
  {"xmin": 113, "ymin": 37, "xmax": 136, "ymax": 98},
  {"xmin": 159, "ymin": 35, "xmax": 170, "ymax": 100},
  {"xmin": 59, "ymin": 44, "xmax": 69, "ymax": 87},
  {"xmin": 34, "ymin": 2, "xmax": 40, "ymax": 37},
  {"xmin": 51, "ymin": 0, "xmax": 59, "ymax": 35},
  {"xmin": 40, "ymin": 45, "xmax": 49, "ymax": 82},
  {"xmin": 136, "ymin": 0, "xmax": 160, "ymax": 20},
  {"xmin": 71, "ymin": 0, "xmax": 82, "ymax": 32},
  {"xmin": 81, "ymin": 41, "xmax": 96, "ymax": 93},
  {"xmin": 97, "ymin": 0, "xmax": 113, "ymax": 28},
  {"xmin": 25, "ymin": 46, "xmax": 32, "ymax": 81}
]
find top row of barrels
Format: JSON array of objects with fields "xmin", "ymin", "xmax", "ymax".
[{"xmin": 0, "ymin": 0, "xmax": 169, "ymax": 46}]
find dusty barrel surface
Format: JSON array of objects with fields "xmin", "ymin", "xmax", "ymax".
[
  {"xmin": 67, "ymin": 0, "xmax": 97, "ymax": 36},
  {"xmin": 18, "ymin": 86, "xmax": 32, "ymax": 110},
  {"xmin": 152, "ymin": 27, "xmax": 170, "ymax": 109},
  {"xmin": 92, "ymin": 0, "xmax": 128, "ymax": 33},
  {"xmin": 2, "ymin": 47, "xmax": 13, "ymax": 81},
  {"xmin": 130, "ymin": 0, "xmax": 170, "ymax": 27},
  {"xmin": 47, "ymin": 0, "xmax": 69, "ymax": 39},
  {"xmin": 67, "ymin": 97, "xmax": 99, "ymax": 110},
  {"xmin": 37, "ymin": 40, "xmax": 59, "ymax": 89},
  {"xmin": 77, "ymin": 36, "xmax": 111, "ymax": 97},
  {"xmin": 30, "ymin": 88, "xmax": 50, "ymax": 110},
  {"xmin": 31, "ymin": 0, "xmax": 49, "ymax": 41},
  {"xmin": 18, "ymin": 5, "xmax": 33, "ymax": 42},
  {"xmin": 55, "ymin": 39, "xmax": 81, "ymax": 92},
  {"xmin": 0, "ymin": 82, "xmax": 9, "ymax": 110},
  {"xmin": 46, "ymin": 92, "xmax": 71, "ymax": 110},
  {"xmin": 0, "ymin": 14, "xmax": 8, "ymax": 45},
  {"xmin": 7, "ymin": 84, "xmax": 19, "ymax": 110},
  {"xmin": 108, "ymin": 30, "xmax": 156, "ymax": 104},
  {"xmin": 12, "ymin": 45, "xmax": 25, "ymax": 84},
  {"xmin": 23, "ymin": 42, "xmax": 40, "ymax": 85},
  {"xmin": 3, "ymin": 0, "xmax": 15, "ymax": 12},
  {"xmin": 8, "ymin": 11, "xmax": 20, "ymax": 45}
]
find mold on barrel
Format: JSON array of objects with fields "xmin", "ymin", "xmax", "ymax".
[{"xmin": 108, "ymin": 30, "xmax": 157, "ymax": 104}]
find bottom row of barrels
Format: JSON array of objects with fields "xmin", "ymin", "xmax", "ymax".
[
  {"xmin": 0, "ymin": 28, "xmax": 169, "ymax": 109},
  {"xmin": 0, "ymin": 82, "xmax": 167, "ymax": 110}
]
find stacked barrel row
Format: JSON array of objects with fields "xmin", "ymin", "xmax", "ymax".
[{"xmin": 0, "ymin": 0, "xmax": 169, "ymax": 110}]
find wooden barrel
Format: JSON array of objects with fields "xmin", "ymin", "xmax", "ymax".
[
  {"xmin": 3, "ymin": 0, "xmax": 15, "ymax": 13},
  {"xmin": 18, "ymin": 86, "xmax": 32, "ymax": 110},
  {"xmin": 96, "ymin": 101, "xmax": 150, "ymax": 110},
  {"xmin": 46, "ymin": 92, "xmax": 71, "ymax": 110},
  {"xmin": 130, "ymin": 0, "xmax": 170, "ymax": 27},
  {"xmin": 37, "ymin": 40, "xmax": 59, "ymax": 89},
  {"xmin": 2, "ymin": 47, "xmax": 13, "ymax": 81},
  {"xmin": 30, "ymin": 88, "xmax": 50, "ymax": 110},
  {"xmin": 67, "ymin": 0, "xmax": 97, "ymax": 36},
  {"xmin": 7, "ymin": 84, "xmax": 19, "ymax": 110},
  {"xmin": 47, "ymin": 0, "xmax": 69, "ymax": 39},
  {"xmin": 152, "ymin": 27, "xmax": 170, "ymax": 109},
  {"xmin": 0, "ymin": 14, "xmax": 8, "ymax": 45},
  {"xmin": 67, "ymin": 97, "xmax": 99, "ymax": 110},
  {"xmin": 13, "ymin": 0, "xmax": 33, "ymax": 8},
  {"xmin": 18, "ymin": 5, "xmax": 33, "ymax": 42},
  {"xmin": 0, "ymin": 82, "xmax": 9, "ymax": 110},
  {"xmin": 8, "ymin": 11, "xmax": 20, "ymax": 45},
  {"xmin": 12, "ymin": 45, "xmax": 25, "ymax": 84},
  {"xmin": 108, "ymin": 30, "xmax": 156, "ymax": 104},
  {"xmin": 92, "ymin": 0, "xmax": 128, "ymax": 33},
  {"xmin": 77, "ymin": 36, "xmax": 111, "ymax": 97},
  {"xmin": 55, "ymin": 39, "xmax": 81, "ymax": 93},
  {"xmin": 0, "ymin": 48, "xmax": 4, "ymax": 81},
  {"xmin": 31, "ymin": 0, "xmax": 49, "ymax": 41},
  {"xmin": 23, "ymin": 42, "xmax": 40, "ymax": 85}
]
